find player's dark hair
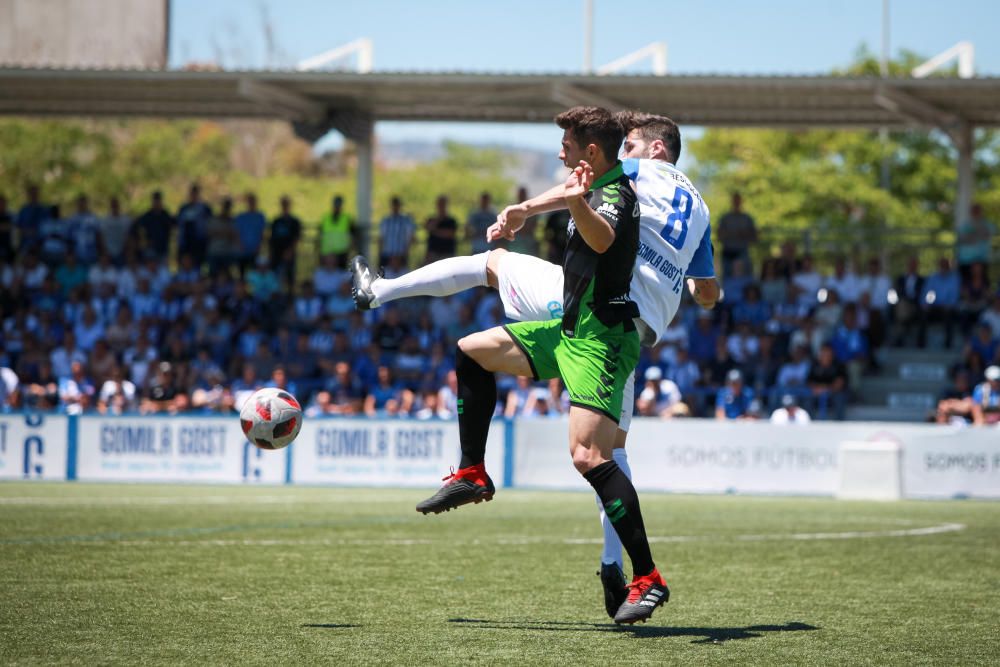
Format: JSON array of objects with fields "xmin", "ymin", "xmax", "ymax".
[
  {"xmin": 616, "ymin": 110, "xmax": 682, "ymax": 163},
  {"xmin": 555, "ymin": 106, "xmax": 623, "ymax": 163}
]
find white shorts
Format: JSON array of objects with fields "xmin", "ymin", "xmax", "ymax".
[
  {"xmin": 495, "ymin": 251, "xmax": 564, "ymax": 322},
  {"xmin": 495, "ymin": 250, "xmax": 636, "ymax": 432}
]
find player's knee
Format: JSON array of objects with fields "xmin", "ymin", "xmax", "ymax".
[
  {"xmin": 571, "ymin": 444, "xmax": 602, "ymax": 475},
  {"xmin": 458, "ymin": 329, "xmax": 506, "ymax": 368},
  {"xmin": 457, "ymin": 334, "xmax": 484, "ymax": 361},
  {"xmin": 485, "ymin": 248, "xmax": 506, "ymax": 289}
]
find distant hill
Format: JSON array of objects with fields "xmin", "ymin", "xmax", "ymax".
[{"xmin": 376, "ymin": 140, "xmax": 565, "ymax": 197}]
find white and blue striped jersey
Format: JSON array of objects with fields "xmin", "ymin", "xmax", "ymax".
[{"xmin": 621, "ymin": 158, "xmax": 714, "ymax": 344}]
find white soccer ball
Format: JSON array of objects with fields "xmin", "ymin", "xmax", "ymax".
[{"xmin": 239, "ymin": 387, "xmax": 303, "ymax": 450}]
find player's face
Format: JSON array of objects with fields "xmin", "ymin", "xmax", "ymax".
[
  {"xmin": 559, "ymin": 130, "xmax": 589, "ymax": 168},
  {"xmin": 622, "ymin": 129, "xmax": 653, "ymax": 159}
]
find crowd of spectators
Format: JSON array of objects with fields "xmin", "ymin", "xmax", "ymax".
[{"xmin": 0, "ymin": 184, "xmax": 997, "ymax": 426}]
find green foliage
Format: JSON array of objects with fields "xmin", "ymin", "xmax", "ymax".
[
  {"xmin": 0, "ymin": 118, "xmax": 515, "ymax": 273},
  {"xmin": 688, "ymin": 50, "xmax": 1000, "ymax": 268}
]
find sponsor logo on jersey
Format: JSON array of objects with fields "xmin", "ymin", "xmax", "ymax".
[
  {"xmin": 637, "ymin": 241, "xmax": 684, "ymax": 294},
  {"xmin": 597, "ymin": 202, "xmax": 619, "ymax": 220}
]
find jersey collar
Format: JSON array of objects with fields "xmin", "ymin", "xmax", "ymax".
[{"xmin": 588, "ymin": 161, "xmax": 624, "ymax": 192}]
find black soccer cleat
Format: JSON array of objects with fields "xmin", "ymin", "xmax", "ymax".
[
  {"xmin": 613, "ymin": 568, "xmax": 669, "ymax": 625},
  {"xmin": 350, "ymin": 255, "xmax": 381, "ymax": 311},
  {"xmin": 416, "ymin": 466, "xmax": 496, "ymax": 515},
  {"xmin": 598, "ymin": 562, "xmax": 629, "ymax": 619}
]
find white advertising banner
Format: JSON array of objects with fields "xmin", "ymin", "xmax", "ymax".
[
  {"xmin": 512, "ymin": 418, "xmax": 1000, "ymax": 498},
  {"xmin": 513, "ymin": 418, "xmax": 842, "ymax": 495},
  {"xmin": 898, "ymin": 427, "xmax": 1000, "ymax": 499},
  {"xmin": 75, "ymin": 416, "xmax": 287, "ymax": 483},
  {"xmin": 290, "ymin": 419, "xmax": 506, "ymax": 487},
  {"xmin": 0, "ymin": 414, "xmax": 69, "ymax": 481}
]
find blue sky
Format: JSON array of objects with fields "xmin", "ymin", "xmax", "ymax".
[{"xmin": 169, "ymin": 0, "xmax": 999, "ymax": 152}]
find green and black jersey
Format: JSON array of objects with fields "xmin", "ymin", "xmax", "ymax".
[{"xmin": 560, "ymin": 162, "xmax": 640, "ymax": 337}]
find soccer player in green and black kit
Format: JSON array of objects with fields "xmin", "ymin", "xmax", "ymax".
[{"xmin": 415, "ymin": 106, "xmax": 668, "ymax": 624}]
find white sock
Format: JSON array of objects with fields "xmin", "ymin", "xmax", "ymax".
[
  {"xmin": 371, "ymin": 253, "xmax": 490, "ymax": 306},
  {"xmin": 597, "ymin": 448, "xmax": 631, "ymax": 568}
]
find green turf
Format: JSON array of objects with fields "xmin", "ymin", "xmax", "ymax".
[{"xmin": 0, "ymin": 483, "xmax": 998, "ymax": 666}]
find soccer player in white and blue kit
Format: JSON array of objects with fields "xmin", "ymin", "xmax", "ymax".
[{"xmin": 350, "ymin": 111, "xmax": 718, "ymax": 617}]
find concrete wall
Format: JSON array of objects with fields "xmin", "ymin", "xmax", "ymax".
[{"xmin": 0, "ymin": 0, "xmax": 168, "ymax": 69}]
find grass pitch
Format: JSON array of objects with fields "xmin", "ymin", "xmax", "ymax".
[{"xmin": 0, "ymin": 483, "xmax": 998, "ymax": 666}]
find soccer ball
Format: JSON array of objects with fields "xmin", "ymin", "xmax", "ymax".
[{"xmin": 240, "ymin": 387, "xmax": 303, "ymax": 450}]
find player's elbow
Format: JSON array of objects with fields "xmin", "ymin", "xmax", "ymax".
[
  {"xmin": 591, "ymin": 239, "xmax": 612, "ymax": 254},
  {"xmin": 587, "ymin": 231, "xmax": 615, "ymax": 254}
]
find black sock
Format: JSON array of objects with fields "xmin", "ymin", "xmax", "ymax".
[
  {"xmin": 455, "ymin": 347, "xmax": 496, "ymax": 468},
  {"xmin": 584, "ymin": 460, "xmax": 655, "ymax": 576}
]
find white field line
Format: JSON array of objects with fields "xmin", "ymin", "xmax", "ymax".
[
  {"xmin": 20, "ymin": 523, "xmax": 965, "ymax": 547},
  {"xmin": 0, "ymin": 496, "xmax": 361, "ymax": 506}
]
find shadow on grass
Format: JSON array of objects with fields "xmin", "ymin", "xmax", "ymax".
[
  {"xmin": 448, "ymin": 618, "xmax": 819, "ymax": 643},
  {"xmin": 302, "ymin": 624, "xmax": 361, "ymax": 629}
]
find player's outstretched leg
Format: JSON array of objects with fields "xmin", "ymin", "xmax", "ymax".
[
  {"xmin": 351, "ymin": 252, "xmax": 490, "ymax": 310},
  {"xmin": 416, "ymin": 344, "xmax": 497, "ymax": 514}
]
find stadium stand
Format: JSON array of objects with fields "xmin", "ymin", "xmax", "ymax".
[{"xmin": 0, "ymin": 186, "xmax": 996, "ymax": 425}]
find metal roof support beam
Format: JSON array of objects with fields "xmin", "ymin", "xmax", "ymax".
[
  {"xmin": 238, "ymin": 78, "xmax": 326, "ymax": 125},
  {"xmin": 550, "ymin": 82, "xmax": 623, "ymax": 112},
  {"xmin": 952, "ymin": 121, "xmax": 974, "ymax": 232},
  {"xmin": 873, "ymin": 84, "xmax": 962, "ymax": 129},
  {"xmin": 355, "ymin": 121, "xmax": 375, "ymax": 258},
  {"xmin": 596, "ymin": 42, "xmax": 668, "ymax": 76},
  {"xmin": 873, "ymin": 84, "xmax": 975, "ymax": 231}
]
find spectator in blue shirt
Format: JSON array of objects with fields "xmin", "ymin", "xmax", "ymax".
[
  {"xmin": 231, "ymin": 363, "xmax": 263, "ymax": 411},
  {"xmin": 364, "ymin": 365, "xmax": 412, "ymax": 417},
  {"xmin": 320, "ymin": 360, "xmax": 364, "ymax": 416},
  {"xmin": 831, "ymin": 305, "xmax": 867, "ymax": 360},
  {"xmin": 132, "ymin": 191, "xmax": 175, "ymax": 262},
  {"xmin": 669, "ymin": 346, "xmax": 700, "ymax": 398},
  {"xmin": 972, "ymin": 365, "xmax": 1000, "ymax": 426},
  {"xmin": 39, "ymin": 205, "xmax": 68, "ymax": 267},
  {"xmin": 264, "ymin": 365, "xmax": 298, "ymax": 400},
  {"xmin": 235, "ymin": 193, "xmax": 267, "ymax": 278},
  {"xmin": 715, "ymin": 368, "xmax": 755, "ymax": 420},
  {"xmin": 722, "ymin": 258, "xmax": 752, "ymax": 307},
  {"xmin": 731, "ymin": 283, "xmax": 771, "ymax": 331},
  {"xmin": 379, "ymin": 196, "xmax": 416, "ymax": 266},
  {"xmin": 15, "ymin": 183, "xmax": 47, "ymax": 251},
  {"xmin": 247, "ymin": 256, "xmax": 281, "ymax": 302},
  {"xmin": 966, "ymin": 324, "xmax": 998, "ymax": 370},
  {"xmin": 919, "ymin": 257, "xmax": 961, "ymax": 348},
  {"xmin": 176, "ymin": 184, "xmax": 212, "ymax": 270},
  {"xmin": 688, "ymin": 311, "xmax": 719, "ymax": 365},
  {"xmin": 58, "ymin": 359, "xmax": 95, "ymax": 414},
  {"xmin": 66, "ymin": 194, "xmax": 102, "ymax": 266},
  {"xmin": 830, "ymin": 304, "xmax": 869, "ymax": 394},
  {"xmin": 54, "ymin": 250, "xmax": 88, "ymax": 297}
]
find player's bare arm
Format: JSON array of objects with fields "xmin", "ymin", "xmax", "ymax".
[
  {"xmin": 564, "ymin": 161, "xmax": 615, "ymax": 253},
  {"xmin": 489, "ymin": 183, "xmax": 567, "ymax": 243}
]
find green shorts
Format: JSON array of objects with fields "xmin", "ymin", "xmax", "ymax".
[{"xmin": 504, "ymin": 317, "xmax": 639, "ymax": 423}]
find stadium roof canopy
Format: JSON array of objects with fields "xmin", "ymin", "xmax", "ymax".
[
  {"xmin": 1, "ymin": 68, "xmax": 999, "ymax": 131},
  {"xmin": 2, "ymin": 67, "xmax": 997, "ymax": 228}
]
